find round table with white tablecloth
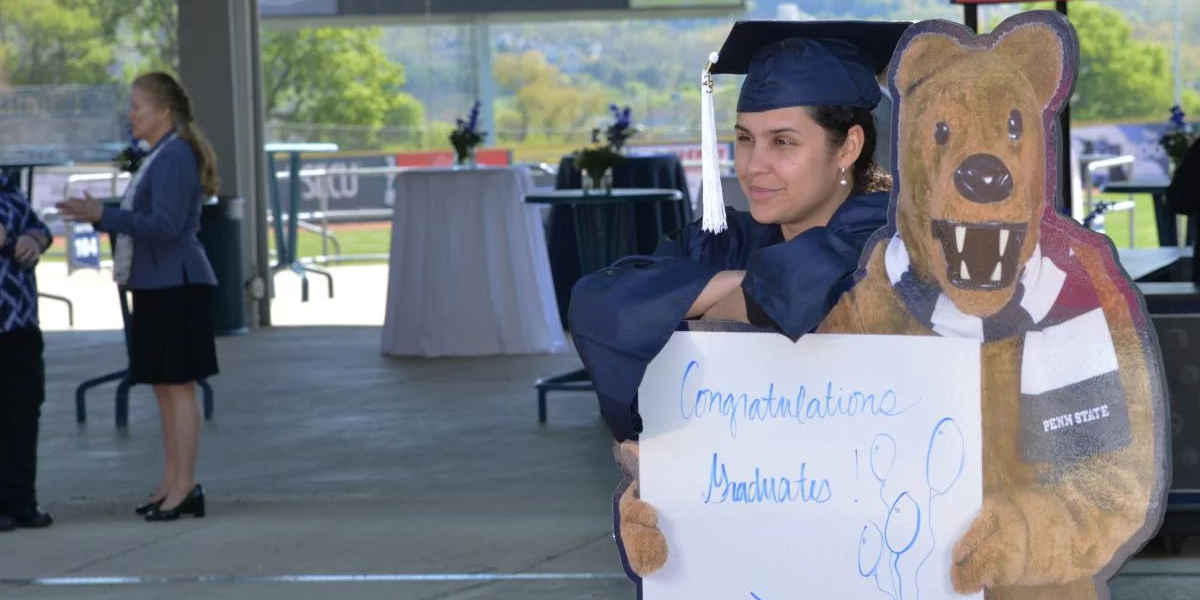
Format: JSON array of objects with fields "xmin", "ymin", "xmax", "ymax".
[{"xmin": 381, "ymin": 166, "xmax": 566, "ymax": 357}]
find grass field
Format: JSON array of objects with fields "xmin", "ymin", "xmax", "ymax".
[
  {"xmin": 1088, "ymin": 191, "xmax": 1177, "ymax": 248},
  {"xmin": 36, "ymin": 191, "xmax": 1176, "ymax": 267},
  {"xmin": 276, "ymin": 192, "xmax": 1179, "ymax": 259},
  {"xmin": 39, "ymin": 221, "xmax": 395, "ymax": 265},
  {"xmin": 289, "ymin": 222, "xmax": 392, "ymax": 263}
]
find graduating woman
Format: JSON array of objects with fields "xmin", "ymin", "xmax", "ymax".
[{"xmin": 569, "ymin": 21, "xmax": 912, "ymax": 444}]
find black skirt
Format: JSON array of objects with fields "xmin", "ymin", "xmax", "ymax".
[{"xmin": 128, "ymin": 285, "xmax": 220, "ymax": 385}]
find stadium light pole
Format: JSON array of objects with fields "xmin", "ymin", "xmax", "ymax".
[{"xmin": 1175, "ymin": 0, "xmax": 1183, "ymax": 106}]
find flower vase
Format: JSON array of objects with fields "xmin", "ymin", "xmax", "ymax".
[
  {"xmin": 582, "ymin": 168, "xmax": 613, "ymax": 196},
  {"xmin": 455, "ymin": 147, "xmax": 478, "ymax": 169}
]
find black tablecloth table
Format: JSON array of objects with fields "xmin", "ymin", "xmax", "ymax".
[
  {"xmin": 527, "ymin": 188, "xmax": 684, "ymax": 423},
  {"xmin": 547, "ymin": 154, "xmax": 691, "ymax": 327}
]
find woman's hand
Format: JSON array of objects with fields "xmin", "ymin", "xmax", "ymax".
[
  {"xmin": 13, "ymin": 233, "xmax": 45, "ymax": 268},
  {"xmin": 55, "ymin": 192, "xmax": 104, "ymax": 223},
  {"xmin": 702, "ymin": 285, "xmax": 749, "ymax": 322},
  {"xmin": 686, "ymin": 270, "xmax": 746, "ymax": 319}
]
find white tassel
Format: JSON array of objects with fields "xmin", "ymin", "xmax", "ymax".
[{"xmin": 700, "ymin": 51, "xmax": 726, "ymax": 234}]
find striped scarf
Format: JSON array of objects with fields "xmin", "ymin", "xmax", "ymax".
[{"xmin": 883, "ymin": 233, "xmax": 1131, "ymax": 462}]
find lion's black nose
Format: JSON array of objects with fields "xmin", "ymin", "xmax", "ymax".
[{"xmin": 954, "ymin": 154, "xmax": 1013, "ymax": 204}]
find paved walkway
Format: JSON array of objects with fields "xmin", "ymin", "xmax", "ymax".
[{"xmin": 2, "ymin": 264, "xmax": 1195, "ymax": 599}]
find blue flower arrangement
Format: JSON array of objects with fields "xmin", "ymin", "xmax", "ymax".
[
  {"xmin": 592, "ymin": 104, "xmax": 638, "ymax": 152},
  {"xmin": 1159, "ymin": 104, "xmax": 1196, "ymax": 170},
  {"xmin": 115, "ymin": 126, "xmax": 148, "ymax": 174},
  {"xmin": 1171, "ymin": 104, "xmax": 1187, "ymax": 129},
  {"xmin": 449, "ymin": 101, "xmax": 487, "ymax": 165}
]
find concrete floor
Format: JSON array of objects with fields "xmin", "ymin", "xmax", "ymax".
[{"xmin": 2, "ymin": 264, "xmax": 1197, "ymax": 599}]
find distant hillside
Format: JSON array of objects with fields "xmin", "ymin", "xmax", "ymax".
[
  {"xmin": 747, "ymin": 0, "xmax": 958, "ymax": 20},
  {"xmin": 383, "ymin": 0, "xmax": 1199, "ymax": 129}
]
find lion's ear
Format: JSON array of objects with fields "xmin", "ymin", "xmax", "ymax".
[
  {"xmin": 992, "ymin": 22, "xmax": 1069, "ymax": 110},
  {"xmin": 893, "ymin": 32, "xmax": 969, "ymax": 96}
]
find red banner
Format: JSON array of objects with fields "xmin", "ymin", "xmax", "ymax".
[
  {"xmin": 951, "ymin": 0, "xmax": 1078, "ymax": 3},
  {"xmin": 393, "ymin": 149, "xmax": 512, "ymax": 168}
]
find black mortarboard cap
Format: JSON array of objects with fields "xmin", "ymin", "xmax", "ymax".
[
  {"xmin": 716, "ymin": 20, "xmax": 913, "ymax": 112},
  {"xmin": 698, "ymin": 20, "xmax": 912, "ymax": 233}
]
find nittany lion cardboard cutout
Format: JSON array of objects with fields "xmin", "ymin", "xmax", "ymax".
[{"xmin": 612, "ymin": 11, "xmax": 1170, "ymax": 600}]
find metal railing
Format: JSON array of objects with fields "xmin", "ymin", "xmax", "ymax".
[
  {"xmin": 1083, "ymin": 155, "xmax": 1137, "ymax": 245},
  {"xmin": 271, "ymin": 164, "xmax": 399, "ymax": 265},
  {"xmin": 24, "ymin": 166, "xmax": 132, "ymax": 328},
  {"xmin": 38, "ymin": 158, "xmax": 703, "ymax": 273}
]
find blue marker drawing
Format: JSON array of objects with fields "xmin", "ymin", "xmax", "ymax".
[
  {"xmin": 870, "ymin": 434, "xmax": 896, "ymax": 509},
  {"xmin": 676, "ymin": 361, "xmax": 920, "ymax": 440},
  {"xmin": 886, "ymin": 492, "xmax": 921, "ymax": 600},
  {"xmin": 857, "ymin": 521, "xmax": 895, "ymax": 600},
  {"xmin": 856, "ymin": 418, "xmax": 962, "ymax": 600},
  {"xmin": 912, "ymin": 417, "xmax": 965, "ymax": 599},
  {"xmin": 751, "ymin": 593, "xmax": 764, "ymax": 600}
]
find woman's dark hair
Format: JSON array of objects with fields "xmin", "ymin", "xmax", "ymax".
[
  {"xmin": 133, "ymin": 72, "xmax": 220, "ymax": 197},
  {"xmin": 805, "ymin": 105, "xmax": 892, "ymax": 194}
]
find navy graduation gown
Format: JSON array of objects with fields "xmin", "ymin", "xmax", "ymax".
[{"xmin": 568, "ymin": 190, "xmax": 890, "ymax": 442}]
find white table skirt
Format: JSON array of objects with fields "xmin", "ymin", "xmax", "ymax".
[{"xmin": 381, "ymin": 166, "xmax": 566, "ymax": 357}]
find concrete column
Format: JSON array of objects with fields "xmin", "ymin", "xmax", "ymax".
[{"xmin": 177, "ymin": 0, "xmax": 272, "ymax": 327}]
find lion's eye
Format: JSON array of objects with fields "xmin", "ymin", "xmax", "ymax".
[
  {"xmin": 935, "ymin": 121, "xmax": 950, "ymax": 146},
  {"xmin": 1008, "ymin": 109, "xmax": 1023, "ymax": 140}
]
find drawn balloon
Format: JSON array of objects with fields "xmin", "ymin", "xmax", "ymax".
[
  {"xmin": 884, "ymin": 492, "xmax": 921, "ymax": 555},
  {"xmin": 857, "ymin": 521, "xmax": 885, "ymax": 577},
  {"xmin": 925, "ymin": 418, "xmax": 965, "ymax": 496},
  {"xmin": 870, "ymin": 434, "xmax": 897, "ymax": 484}
]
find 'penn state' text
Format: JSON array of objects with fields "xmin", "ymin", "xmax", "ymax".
[
  {"xmin": 703, "ymin": 452, "xmax": 833, "ymax": 505},
  {"xmin": 679, "ymin": 360, "xmax": 913, "ymax": 439}
]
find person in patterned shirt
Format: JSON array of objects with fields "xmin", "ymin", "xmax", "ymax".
[{"xmin": 0, "ymin": 171, "xmax": 54, "ymax": 532}]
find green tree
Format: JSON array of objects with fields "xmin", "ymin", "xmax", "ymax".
[
  {"xmin": 997, "ymin": 2, "xmax": 1174, "ymax": 123},
  {"xmin": 493, "ymin": 49, "xmax": 608, "ymax": 144},
  {"xmin": 1070, "ymin": 3, "xmax": 1174, "ymax": 122},
  {"xmin": 123, "ymin": 0, "xmax": 178, "ymax": 74},
  {"xmin": 78, "ymin": 0, "xmax": 426, "ymax": 133},
  {"xmin": 261, "ymin": 27, "xmax": 423, "ymax": 131},
  {"xmin": 0, "ymin": 0, "xmax": 114, "ymax": 85}
]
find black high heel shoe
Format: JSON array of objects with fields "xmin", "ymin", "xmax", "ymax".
[
  {"xmin": 135, "ymin": 497, "xmax": 165, "ymax": 516},
  {"xmin": 145, "ymin": 485, "xmax": 205, "ymax": 522}
]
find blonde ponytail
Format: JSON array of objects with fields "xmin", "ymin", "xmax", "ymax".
[
  {"xmin": 133, "ymin": 71, "xmax": 221, "ymax": 197},
  {"xmin": 177, "ymin": 120, "xmax": 220, "ymax": 197}
]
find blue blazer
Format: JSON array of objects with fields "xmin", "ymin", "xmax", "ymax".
[{"xmin": 97, "ymin": 134, "xmax": 217, "ymax": 290}]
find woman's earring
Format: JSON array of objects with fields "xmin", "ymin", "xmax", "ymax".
[{"xmin": 839, "ymin": 167, "xmax": 848, "ymax": 187}]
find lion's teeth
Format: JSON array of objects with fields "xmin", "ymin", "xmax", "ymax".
[
  {"xmin": 991, "ymin": 262, "xmax": 1002, "ymax": 282},
  {"xmin": 999, "ymin": 229, "xmax": 1009, "ymax": 255},
  {"xmin": 956, "ymin": 226, "xmax": 966, "ymax": 252},
  {"xmin": 960, "ymin": 261, "xmax": 971, "ymax": 280}
]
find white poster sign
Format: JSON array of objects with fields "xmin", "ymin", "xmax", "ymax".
[{"xmin": 637, "ymin": 330, "xmax": 984, "ymax": 600}]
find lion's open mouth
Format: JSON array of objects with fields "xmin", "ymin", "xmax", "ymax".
[{"xmin": 930, "ymin": 220, "xmax": 1027, "ymax": 290}]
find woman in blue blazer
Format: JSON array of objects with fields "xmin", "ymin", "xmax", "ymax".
[{"xmin": 59, "ymin": 72, "xmax": 218, "ymax": 523}]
